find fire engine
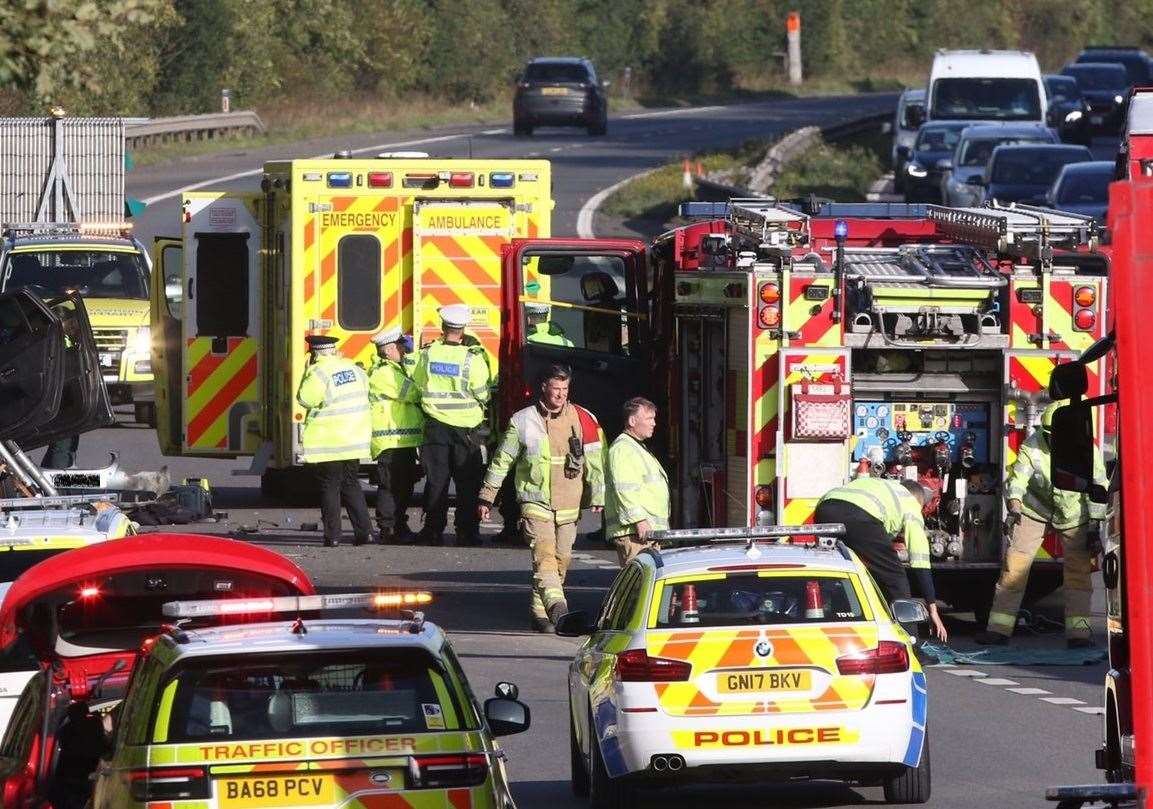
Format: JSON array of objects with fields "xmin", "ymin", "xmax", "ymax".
[
  {"xmin": 151, "ymin": 155, "xmax": 552, "ymax": 497},
  {"xmin": 500, "ymin": 200, "xmax": 1109, "ymax": 612}
]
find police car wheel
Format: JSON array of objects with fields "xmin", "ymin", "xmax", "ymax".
[
  {"xmin": 570, "ymin": 704, "xmax": 590, "ymax": 797},
  {"xmin": 589, "ymin": 708, "xmax": 634, "ymax": 808},
  {"xmin": 882, "ymin": 731, "xmax": 931, "ymax": 804}
]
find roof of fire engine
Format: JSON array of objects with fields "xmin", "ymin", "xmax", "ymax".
[
  {"xmin": 0, "ymin": 534, "xmax": 316, "ymax": 649},
  {"xmin": 438, "ymin": 303, "xmax": 470, "ymax": 328},
  {"xmin": 155, "ymin": 618, "xmax": 446, "ymax": 661},
  {"xmin": 371, "ymin": 327, "xmax": 403, "ymax": 346},
  {"xmin": 651, "ymin": 541, "xmax": 858, "ymax": 577}
]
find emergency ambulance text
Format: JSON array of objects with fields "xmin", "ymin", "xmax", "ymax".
[{"xmin": 321, "ymin": 212, "xmax": 397, "ymax": 229}]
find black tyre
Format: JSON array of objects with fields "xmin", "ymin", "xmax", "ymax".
[
  {"xmin": 883, "ymin": 732, "xmax": 931, "ymax": 804},
  {"xmin": 514, "ymin": 118, "xmax": 534, "ymax": 136},
  {"xmin": 589, "ymin": 709, "xmax": 634, "ymax": 808},
  {"xmin": 588, "ymin": 117, "xmax": 608, "ymax": 136},
  {"xmin": 134, "ymin": 401, "xmax": 156, "ymax": 427},
  {"xmin": 570, "ymin": 703, "xmax": 590, "ymax": 798}
]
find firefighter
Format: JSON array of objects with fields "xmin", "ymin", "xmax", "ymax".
[
  {"xmin": 525, "ymin": 302, "xmax": 574, "ymax": 347},
  {"xmin": 411, "ymin": 304, "xmax": 491, "ymax": 546},
  {"xmin": 477, "ymin": 364, "xmax": 606, "ymax": 631},
  {"xmin": 296, "ymin": 334, "xmax": 373, "ymax": 547},
  {"xmin": 814, "ymin": 477, "xmax": 948, "ymax": 642},
  {"xmin": 606, "ymin": 397, "xmax": 670, "ymax": 566},
  {"xmin": 368, "ymin": 327, "xmax": 423, "ymax": 544},
  {"xmin": 977, "ymin": 402, "xmax": 1105, "ymax": 648}
]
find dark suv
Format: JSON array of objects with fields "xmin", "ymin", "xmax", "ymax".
[{"xmin": 514, "ymin": 57, "xmax": 608, "ymax": 137}]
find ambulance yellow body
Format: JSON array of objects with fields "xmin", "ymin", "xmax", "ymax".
[{"xmin": 151, "ymin": 157, "xmax": 552, "ymax": 495}]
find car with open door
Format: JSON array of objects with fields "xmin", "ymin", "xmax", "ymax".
[{"xmin": 0, "ymin": 535, "xmax": 315, "ymax": 809}]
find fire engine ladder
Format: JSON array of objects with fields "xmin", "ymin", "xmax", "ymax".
[
  {"xmin": 726, "ymin": 199, "xmax": 811, "ymax": 249},
  {"xmin": 925, "ymin": 203, "xmax": 1098, "ymax": 265}
]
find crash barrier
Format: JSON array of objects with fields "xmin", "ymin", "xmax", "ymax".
[
  {"xmin": 695, "ymin": 110, "xmax": 892, "ymax": 199},
  {"xmin": 124, "ymin": 111, "xmax": 266, "ymax": 149}
]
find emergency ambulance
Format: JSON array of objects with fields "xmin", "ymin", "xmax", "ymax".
[
  {"xmin": 557, "ymin": 525, "xmax": 930, "ymax": 805},
  {"xmin": 0, "ymin": 117, "xmax": 156, "ymax": 425},
  {"xmin": 90, "ymin": 592, "xmax": 530, "ymax": 809},
  {"xmin": 151, "ymin": 155, "xmax": 552, "ymax": 497},
  {"xmin": 501, "ymin": 200, "xmax": 1109, "ymax": 618}
]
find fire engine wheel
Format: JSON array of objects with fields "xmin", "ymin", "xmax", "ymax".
[
  {"xmin": 882, "ymin": 731, "xmax": 931, "ymax": 804},
  {"xmin": 570, "ymin": 702, "xmax": 590, "ymax": 797},
  {"xmin": 588, "ymin": 707, "xmax": 634, "ymax": 808}
]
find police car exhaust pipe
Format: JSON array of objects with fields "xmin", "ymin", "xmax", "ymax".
[
  {"xmin": 651, "ymin": 756, "xmax": 669, "ymax": 772},
  {"xmin": 666, "ymin": 755, "xmax": 685, "ymax": 771},
  {"xmin": 650, "ymin": 755, "xmax": 684, "ymax": 774}
]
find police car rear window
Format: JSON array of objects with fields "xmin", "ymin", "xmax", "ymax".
[
  {"xmin": 160, "ymin": 648, "xmax": 475, "ymax": 742},
  {"xmin": 653, "ymin": 573, "xmax": 866, "ymax": 628}
]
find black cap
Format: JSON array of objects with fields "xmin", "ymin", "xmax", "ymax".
[{"xmin": 305, "ymin": 335, "xmax": 339, "ymax": 349}]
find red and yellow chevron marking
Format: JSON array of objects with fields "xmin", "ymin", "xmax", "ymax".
[
  {"xmin": 1009, "ymin": 279, "xmax": 1104, "ymax": 352},
  {"xmin": 415, "ymin": 231, "xmax": 505, "ymax": 360},
  {"xmin": 185, "ymin": 336, "xmax": 258, "ymax": 450},
  {"xmin": 784, "ymin": 276, "xmax": 840, "ymax": 347},
  {"xmin": 648, "ymin": 625, "xmax": 879, "ymax": 717}
]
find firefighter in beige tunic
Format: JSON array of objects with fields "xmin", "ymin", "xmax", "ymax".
[{"xmin": 478, "ymin": 364, "xmax": 606, "ymax": 632}]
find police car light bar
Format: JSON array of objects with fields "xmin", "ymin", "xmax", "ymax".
[
  {"xmin": 161, "ymin": 591, "xmax": 433, "ymax": 619},
  {"xmin": 649, "ymin": 523, "xmax": 846, "ymax": 548}
]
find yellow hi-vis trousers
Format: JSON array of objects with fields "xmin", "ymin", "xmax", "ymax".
[
  {"xmin": 986, "ymin": 515, "xmax": 1093, "ymax": 640},
  {"xmin": 522, "ymin": 515, "xmax": 577, "ymax": 619}
]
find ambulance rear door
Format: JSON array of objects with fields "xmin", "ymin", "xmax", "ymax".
[
  {"xmin": 180, "ymin": 193, "xmax": 263, "ymax": 455},
  {"xmin": 500, "ymin": 238, "xmax": 652, "ymax": 438},
  {"xmin": 413, "ymin": 200, "xmax": 517, "ymax": 364},
  {"xmin": 150, "ymin": 236, "xmax": 183, "ymax": 456}
]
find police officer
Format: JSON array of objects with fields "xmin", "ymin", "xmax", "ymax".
[
  {"xmin": 815, "ymin": 476, "xmax": 948, "ymax": 642},
  {"xmin": 411, "ymin": 304, "xmax": 492, "ymax": 546},
  {"xmin": 478, "ymin": 364, "xmax": 606, "ymax": 631},
  {"xmin": 977, "ymin": 402, "xmax": 1105, "ymax": 648},
  {"xmin": 296, "ymin": 335, "xmax": 373, "ymax": 547},
  {"xmin": 525, "ymin": 302, "xmax": 574, "ymax": 347},
  {"xmin": 606, "ymin": 397, "xmax": 670, "ymax": 566},
  {"xmin": 368, "ymin": 327, "xmax": 423, "ymax": 544}
]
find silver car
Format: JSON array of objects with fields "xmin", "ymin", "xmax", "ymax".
[{"xmin": 940, "ymin": 123, "xmax": 1059, "ymax": 207}]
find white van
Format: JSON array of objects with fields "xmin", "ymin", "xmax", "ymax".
[{"xmin": 928, "ymin": 50, "xmax": 1047, "ymax": 125}]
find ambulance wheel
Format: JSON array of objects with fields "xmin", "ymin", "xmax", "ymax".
[
  {"xmin": 134, "ymin": 401, "xmax": 156, "ymax": 427},
  {"xmin": 883, "ymin": 731, "xmax": 931, "ymax": 804},
  {"xmin": 589, "ymin": 709, "xmax": 634, "ymax": 808},
  {"xmin": 570, "ymin": 704, "xmax": 590, "ymax": 797}
]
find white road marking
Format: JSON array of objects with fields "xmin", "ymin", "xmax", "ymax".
[
  {"xmin": 1074, "ymin": 706, "xmax": 1106, "ymax": 715},
  {"xmin": 1040, "ymin": 697, "xmax": 1086, "ymax": 706},
  {"xmin": 975, "ymin": 678, "xmax": 1020, "ymax": 686},
  {"xmin": 622, "ymin": 106, "xmax": 725, "ymax": 119},
  {"xmin": 1006, "ymin": 687, "xmax": 1052, "ymax": 695},
  {"xmin": 943, "ymin": 669, "xmax": 989, "ymax": 677},
  {"xmin": 576, "ymin": 166, "xmax": 661, "ymax": 238},
  {"xmin": 549, "ymin": 147, "xmax": 564, "ymax": 153},
  {"xmin": 480, "ymin": 128, "xmax": 507, "ymax": 135}
]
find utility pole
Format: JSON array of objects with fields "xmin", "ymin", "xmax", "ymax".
[{"xmin": 787, "ymin": 12, "xmax": 802, "ymax": 85}]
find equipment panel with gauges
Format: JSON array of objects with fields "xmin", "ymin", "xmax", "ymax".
[{"xmin": 851, "ymin": 401, "xmax": 992, "ymax": 466}]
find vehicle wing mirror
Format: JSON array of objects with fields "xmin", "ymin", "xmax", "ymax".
[
  {"xmin": 966, "ymin": 175, "xmax": 986, "ymax": 186},
  {"xmin": 906, "ymin": 107, "xmax": 925, "ymax": 128},
  {"xmin": 882, "ymin": 121, "xmax": 893, "ymax": 134},
  {"xmin": 484, "ymin": 697, "xmax": 531, "ymax": 737},
  {"xmin": 554, "ymin": 610, "xmax": 597, "ymax": 636},
  {"xmin": 494, "ymin": 681, "xmax": 519, "ymax": 700},
  {"xmin": 890, "ymin": 599, "xmax": 930, "ymax": 625},
  {"xmin": 1049, "ymin": 361, "xmax": 1088, "ymax": 400},
  {"xmin": 1049, "ymin": 403, "xmax": 1105, "ymax": 502}
]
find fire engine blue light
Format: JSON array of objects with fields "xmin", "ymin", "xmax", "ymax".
[
  {"xmin": 490, "ymin": 172, "xmax": 515, "ymax": 188},
  {"xmin": 834, "ymin": 219, "xmax": 849, "ymax": 239},
  {"xmin": 327, "ymin": 172, "xmax": 353, "ymax": 188}
]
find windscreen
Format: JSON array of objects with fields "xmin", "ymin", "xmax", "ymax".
[
  {"xmin": 163, "ymin": 648, "xmax": 476, "ymax": 741},
  {"xmin": 524, "ymin": 62, "xmax": 588, "ymax": 83},
  {"xmin": 959, "ymin": 136, "xmax": 1049, "ymax": 167},
  {"xmin": 1057, "ymin": 169, "xmax": 1112, "ymax": 204},
  {"xmin": 1064, "ymin": 66, "xmax": 1129, "ymax": 92},
  {"xmin": 991, "ymin": 150, "xmax": 1089, "ymax": 185},
  {"xmin": 931, "ymin": 77, "xmax": 1042, "ymax": 121},
  {"xmin": 1045, "ymin": 76, "xmax": 1082, "ymax": 101},
  {"xmin": 653, "ymin": 573, "xmax": 867, "ymax": 628},
  {"xmin": 914, "ymin": 125, "xmax": 964, "ymax": 152},
  {"xmin": 0, "ymin": 250, "xmax": 149, "ymax": 300},
  {"xmin": 1078, "ymin": 53, "xmax": 1151, "ymax": 84}
]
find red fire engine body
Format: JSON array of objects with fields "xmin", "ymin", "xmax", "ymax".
[{"xmin": 500, "ymin": 201, "xmax": 1109, "ymax": 610}]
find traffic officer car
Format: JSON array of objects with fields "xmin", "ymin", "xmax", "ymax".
[
  {"xmin": 90, "ymin": 592, "xmax": 530, "ymax": 809},
  {"xmin": 556, "ymin": 525, "xmax": 931, "ymax": 806}
]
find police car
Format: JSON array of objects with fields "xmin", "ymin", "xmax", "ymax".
[
  {"xmin": 557, "ymin": 524, "xmax": 931, "ymax": 806},
  {"xmin": 90, "ymin": 592, "xmax": 530, "ymax": 809}
]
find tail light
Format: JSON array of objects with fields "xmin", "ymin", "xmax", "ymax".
[
  {"xmin": 1073, "ymin": 309, "xmax": 1096, "ymax": 331},
  {"xmin": 448, "ymin": 172, "xmax": 474, "ymax": 188},
  {"xmin": 2, "ymin": 766, "xmax": 34, "ymax": 807},
  {"xmin": 1072, "ymin": 285, "xmax": 1097, "ymax": 332},
  {"xmin": 615, "ymin": 649, "xmax": 692, "ymax": 682},
  {"xmin": 407, "ymin": 754, "xmax": 488, "ymax": 789},
  {"xmin": 836, "ymin": 641, "xmax": 909, "ymax": 675},
  {"xmin": 129, "ymin": 767, "xmax": 210, "ymax": 801},
  {"xmin": 1074, "ymin": 286, "xmax": 1096, "ymax": 307},
  {"xmin": 754, "ymin": 485, "xmax": 775, "ymax": 510},
  {"xmin": 367, "ymin": 171, "xmax": 393, "ymax": 188},
  {"xmin": 759, "ymin": 282, "xmax": 781, "ymax": 304},
  {"xmin": 758, "ymin": 305, "xmax": 781, "ymax": 329}
]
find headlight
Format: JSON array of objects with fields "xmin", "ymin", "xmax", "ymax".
[
  {"xmin": 1064, "ymin": 110, "xmax": 1083, "ymax": 123},
  {"xmin": 906, "ymin": 163, "xmax": 928, "ymax": 178},
  {"xmin": 131, "ymin": 326, "xmax": 151, "ymax": 356},
  {"xmin": 1115, "ymin": 94, "xmax": 1125, "ymax": 105}
]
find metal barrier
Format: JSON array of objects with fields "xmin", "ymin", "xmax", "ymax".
[{"xmin": 124, "ymin": 111, "xmax": 266, "ymax": 149}]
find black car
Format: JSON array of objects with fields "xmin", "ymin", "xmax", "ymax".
[
  {"xmin": 513, "ymin": 57, "xmax": 608, "ymax": 137},
  {"xmin": 1044, "ymin": 75, "xmax": 1092, "ymax": 146},
  {"xmin": 902, "ymin": 120, "xmax": 970, "ymax": 203},
  {"xmin": 979, "ymin": 143, "xmax": 1094, "ymax": 205},
  {"xmin": 1075, "ymin": 46, "xmax": 1153, "ymax": 86},
  {"xmin": 1061, "ymin": 63, "xmax": 1131, "ymax": 135}
]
